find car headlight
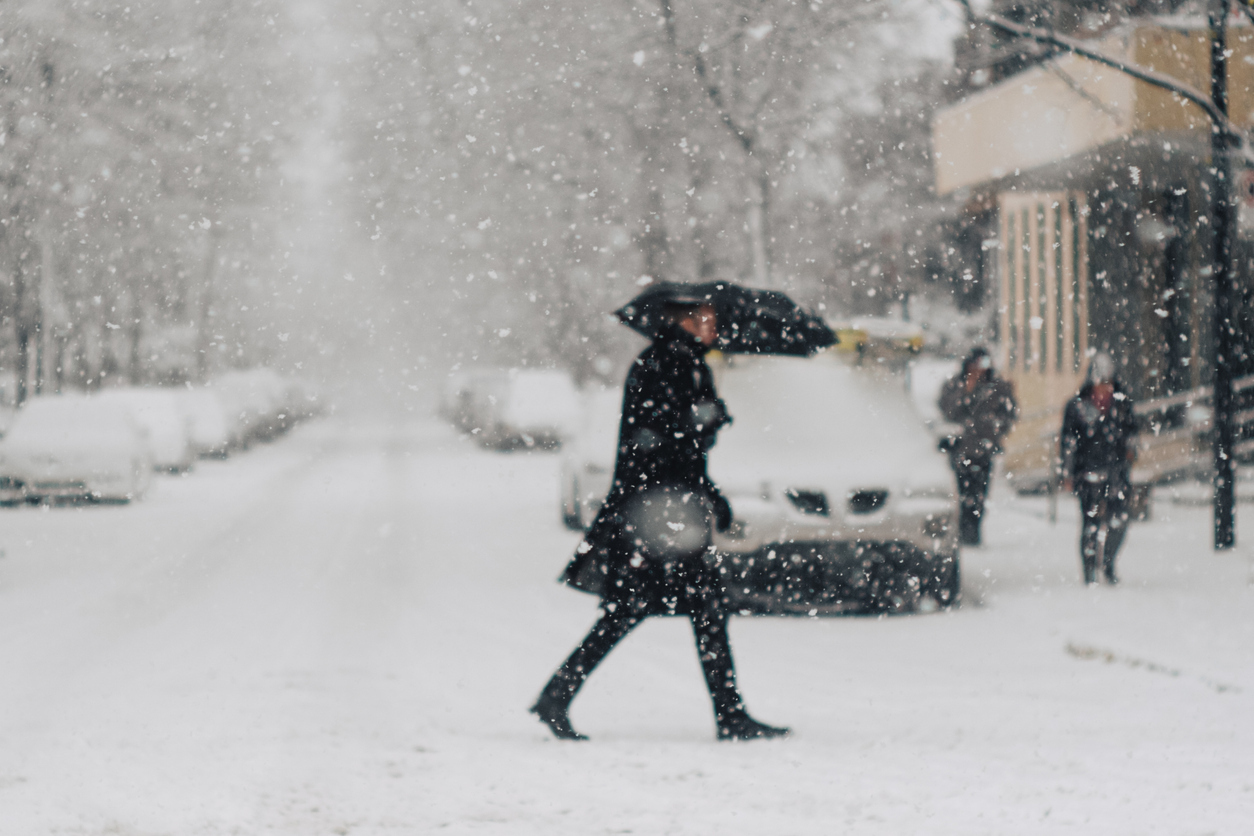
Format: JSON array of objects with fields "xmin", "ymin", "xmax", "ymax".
[{"xmin": 923, "ymin": 513, "xmax": 952, "ymax": 538}]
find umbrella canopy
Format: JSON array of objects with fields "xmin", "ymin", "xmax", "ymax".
[{"xmin": 615, "ymin": 281, "xmax": 837, "ymax": 356}]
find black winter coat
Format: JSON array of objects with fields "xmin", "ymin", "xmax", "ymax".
[
  {"xmin": 562, "ymin": 325, "xmax": 733, "ymax": 616},
  {"xmin": 1060, "ymin": 382, "xmax": 1138, "ymax": 480},
  {"xmin": 938, "ymin": 372, "xmax": 1018, "ymax": 463}
]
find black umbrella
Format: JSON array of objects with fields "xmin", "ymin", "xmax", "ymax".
[{"xmin": 615, "ymin": 280, "xmax": 837, "ymax": 356}]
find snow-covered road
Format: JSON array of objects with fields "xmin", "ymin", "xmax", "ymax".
[{"xmin": 1, "ymin": 414, "xmax": 1252, "ymax": 834}]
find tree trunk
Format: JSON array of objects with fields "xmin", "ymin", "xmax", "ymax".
[
  {"xmin": 35, "ymin": 223, "xmax": 55, "ymax": 396},
  {"xmin": 53, "ymin": 334, "xmax": 66, "ymax": 394},
  {"xmin": 197, "ymin": 227, "xmax": 220, "ymax": 382},
  {"xmin": 746, "ymin": 165, "xmax": 772, "ymax": 287},
  {"xmin": 686, "ymin": 157, "xmax": 718, "ymax": 280},
  {"xmin": 129, "ymin": 288, "xmax": 142, "ymax": 385},
  {"xmin": 15, "ymin": 324, "xmax": 29, "ymax": 406},
  {"xmin": 638, "ymin": 185, "xmax": 670, "ymax": 281},
  {"xmin": 13, "ymin": 264, "xmax": 27, "ymax": 405}
]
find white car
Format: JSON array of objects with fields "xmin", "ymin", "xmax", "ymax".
[
  {"xmin": 474, "ymin": 368, "xmax": 580, "ymax": 449},
  {"xmin": 560, "ymin": 354, "xmax": 961, "ymax": 613},
  {"xmin": 282, "ymin": 376, "xmax": 325, "ymax": 422},
  {"xmin": 0, "ymin": 395, "xmax": 153, "ymax": 503},
  {"xmin": 560, "ymin": 386, "xmax": 621, "ymax": 530},
  {"xmin": 96, "ymin": 388, "xmax": 196, "ymax": 472},
  {"xmin": 212, "ymin": 368, "xmax": 289, "ymax": 446},
  {"xmin": 175, "ymin": 387, "xmax": 232, "ymax": 458}
]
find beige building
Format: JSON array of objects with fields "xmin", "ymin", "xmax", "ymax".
[{"xmin": 933, "ymin": 20, "xmax": 1254, "ymax": 489}]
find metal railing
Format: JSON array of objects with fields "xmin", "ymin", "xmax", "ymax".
[{"xmin": 1130, "ymin": 372, "xmax": 1254, "ymax": 465}]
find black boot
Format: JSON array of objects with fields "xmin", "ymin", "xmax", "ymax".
[
  {"xmin": 959, "ymin": 505, "xmax": 981, "ymax": 546},
  {"xmin": 1103, "ymin": 519, "xmax": 1126, "ymax": 586},
  {"xmin": 692, "ymin": 607, "xmax": 790, "ymax": 741},
  {"xmin": 1082, "ymin": 555, "xmax": 1097, "ymax": 585},
  {"xmin": 530, "ymin": 693, "xmax": 588, "ymax": 741},
  {"xmin": 1102, "ymin": 546, "xmax": 1119, "ymax": 585},
  {"xmin": 1080, "ymin": 521, "xmax": 1100, "ymax": 585},
  {"xmin": 717, "ymin": 711, "xmax": 791, "ymax": 741},
  {"xmin": 532, "ymin": 609, "xmax": 639, "ymax": 741}
]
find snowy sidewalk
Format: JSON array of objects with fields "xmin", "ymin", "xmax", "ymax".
[{"xmin": 0, "ymin": 416, "xmax": 1250, "ymax": 834}]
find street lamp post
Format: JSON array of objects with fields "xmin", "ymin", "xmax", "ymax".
[{"xmin": 1210, "ymin": 0, "xmax": 1237, "ymax": 550}]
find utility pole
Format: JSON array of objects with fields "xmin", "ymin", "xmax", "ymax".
[{"xmin": 1210, "ymin": 0, "xmax": 1237, "ymax": 550}]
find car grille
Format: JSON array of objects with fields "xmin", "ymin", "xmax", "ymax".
[
  {"xmin": 785, "ymin": 488, "xmax": 829, "ymax": 516},
  {"xmin": 32, "ymin": 481, "xmax": 88, "ymax": 491},
  {"xmin": 847, "ymin": 489, "xmax": 888, "ymax": 514}
]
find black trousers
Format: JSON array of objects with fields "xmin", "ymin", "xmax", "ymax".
[
  {"xmin": 1076, "ymin": 471, "xmax": 1129, "ymax": 582},
  {"xmin": 537, "ymin": 597, "xmax": 745, "ymax": 725},
  {"xmin": 951, "ymin": 454, "xmax": 992, "ymax": 545}
]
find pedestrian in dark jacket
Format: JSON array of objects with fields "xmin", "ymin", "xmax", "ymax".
[
  {"xmin": 938, "ymin": 347, "xmax": 1018, "ymax": 545},
  {"xmin": 1060, "ymin": 353, "xmax": 1138, "ymax": 585},
  {"xmin": 532, "ymin": 300, "xmax": 788, "ymax": 742}
]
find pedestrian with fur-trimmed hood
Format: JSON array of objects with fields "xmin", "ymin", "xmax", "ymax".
[{"xmin": 1060, "ymin": 352, "xmax": 1138, "ymax": 585}]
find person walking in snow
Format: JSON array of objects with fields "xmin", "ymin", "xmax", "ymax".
[
  {"xmin": 938, "ymin": 347, "xmax": 1018, "ymax": 546},
  {"xmin": 1060, "ymin": 353, "xmax": 1138, "ymax": 585},
  {"xmin": 531, "ymin": 298, "xmax": 789, "ymax": 742}
]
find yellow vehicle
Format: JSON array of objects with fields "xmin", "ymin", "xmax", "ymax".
[{"xmin": 833, "ymin": 317, "xmax": 925, "ymax": 368}]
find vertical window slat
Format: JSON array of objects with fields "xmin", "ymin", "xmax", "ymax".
[
  {"xmin": 1007, "ymin": 209, "xmax": 1017, "ymax": 371},
  {"xmin": 1022, "ymin": 207, "xmax": 1031, "ymax": 372},
  {"xmin": 1072, "ymin": 196, "xmax": 1084, "ymax": 372},
  {"xmin": 1037, "ymin": 203, "xmax": 1047, "ymax": 373},
  {"xmin": 1054, "ymin": 202, "xmax": 1064, "ymax": 373}
]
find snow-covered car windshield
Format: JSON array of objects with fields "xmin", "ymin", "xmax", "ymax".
[{"xmin": 712, "ymin": 355, "xmax": 949, "ymax": 489}]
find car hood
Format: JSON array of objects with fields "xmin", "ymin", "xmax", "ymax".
[{"xmin": 711, "ymin": 446, "xmax": 953, "ymax": 500}]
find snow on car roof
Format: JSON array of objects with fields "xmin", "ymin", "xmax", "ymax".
[{"xmin": 6, "ymin": 396, "xmax": 138, "ymax": 441}]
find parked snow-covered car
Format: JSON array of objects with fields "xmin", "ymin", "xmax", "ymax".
[
  {"xmin": 475, "ymin": 368, "xmax": 580, "ymax": 449},
  {"xmin": 240, "ymin": 367, "xmax": 291, "ymax": 441},
  {"xmin": 282, "ymin": 376, "xmax": 325, "ymax": 422},
  {"xmin": 561, "ymin": 354, "xmax": 961, "ymax": 614},
  {"xmin": 440, "ymin": 368, "xmax": 488, "ymax": 432},
  {"xmin": 96, "ymin": 388, "xmax": 196, "ymax": 472},
  {"xmin": 211, "ymin": 368, "xmax": 286, "ymax": 446},
  {"xmin": 175, "ymin": 387, "xmax": 232, "ymax": 458},
  {"xmin": 0, "ymin": 395, "xmax": 153, "ymax": 503},
  {"xmin": 560, "ymin": 385, "xmax": 621, "ymax": 530}
]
